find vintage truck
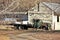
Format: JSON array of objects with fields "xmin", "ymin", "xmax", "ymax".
[{"xmin": 9, "ymin": 21, "xmax": 33, "ymax": 30}]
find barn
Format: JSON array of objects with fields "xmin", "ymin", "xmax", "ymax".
[{"xmin": 28, "ymin": 2, "xmax": 60, "ymax": 30}]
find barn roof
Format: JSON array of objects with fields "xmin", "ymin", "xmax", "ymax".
[{"xmin": 43, "ymin": 2, "xmax": 60, "ymax": 14}]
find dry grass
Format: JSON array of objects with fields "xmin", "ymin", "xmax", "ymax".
[
  {"xmin": 0, "ymin": 0, "xmax": 60, "ymax": 12},
  {"xmin": 0, "ymin": 25, "xmax": 14, "ymax": 30}
]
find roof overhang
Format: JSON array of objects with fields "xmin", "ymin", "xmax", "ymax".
[{"xmin": 38, "ymin": 0, "xmax": 60, "ymax": 3}]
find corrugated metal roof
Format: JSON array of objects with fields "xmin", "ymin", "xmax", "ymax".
[{"xmin": 43, "ymin": 2, "xmax": 60, "ymax": 14}]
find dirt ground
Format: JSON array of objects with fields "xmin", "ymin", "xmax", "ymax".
[
  {"xmin": 0, "ymin": 35, "xmax": 10, "ymax": 40},
  {"xmin": 0, "ymin": 29, "xmax": 60, "ymax": 40},
  {"xmin": 31, "ymin": 32, "xmax": 60, "ymax": 40}
]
